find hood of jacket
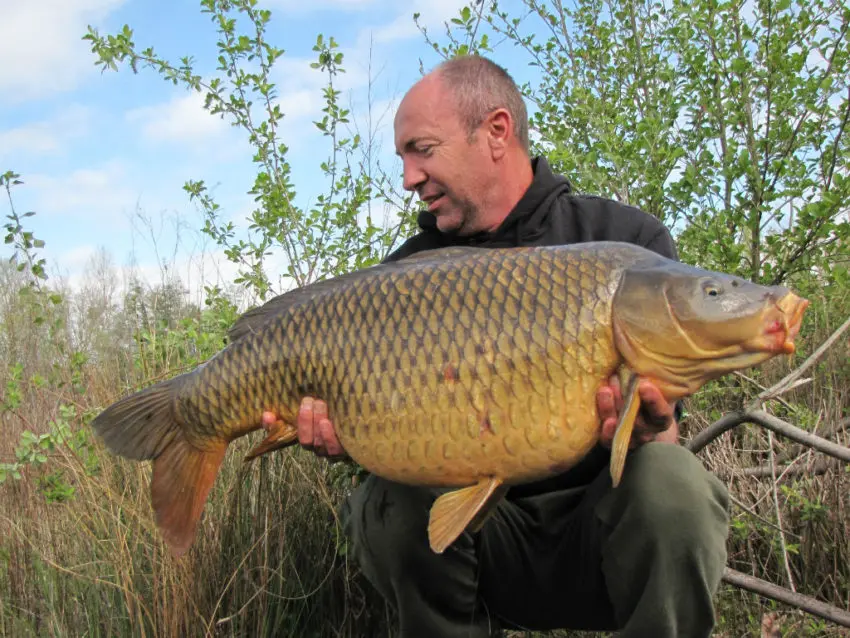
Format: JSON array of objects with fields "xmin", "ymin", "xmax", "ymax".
[{"xmin": 414, "ymin": 156, "xmax": 572, "ymax": 249}]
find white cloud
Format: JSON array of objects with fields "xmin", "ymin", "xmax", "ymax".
[
  {"xmin": 277, "ymin": 89, "xmax": 323, "ymax": 121},
  {"xmin": 0, "ymin": 0, "xmax": 126, "ymax": 104},
  {"xmin": 26, "ymin": 160, "xmax": 141, "ymax": 220},
  {"xmin": 50, "ymin": 242, "xmax": 242, "ymax": 307},
  {"xmin": 58, "ymin": 244, "xmax": 101, "ymax": 278},
  {"xmin": 264, "ymin": 0, "xmax": 377, "ymax": 12},
  {"xmin": 0, "ymin": 105, "xmax": 92, "ymax": 162},
  {"xmin": 273, "ymin": 55, "xmax": 370, "ymax": 103},
  {"xmin": 126, "ymin": 92, "xmax": 228, "ymax": 145},
  {"xmin": 371, "ymin": 0, "xmax": 473, "ymax": 44}
]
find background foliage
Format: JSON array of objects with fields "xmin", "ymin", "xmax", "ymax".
[{"xmin": 1, "ymin": 0, "xmax": 848, "ymax": 636}]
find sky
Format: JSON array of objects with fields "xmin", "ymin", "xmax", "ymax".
[{"xmin": 0, "ymin": 0, "xmax": 539, "ymax": 303}]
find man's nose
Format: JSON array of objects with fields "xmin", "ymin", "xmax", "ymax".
[{"xmin": 402, "ymin": 157, "xmax": 426, "ymax": 192}]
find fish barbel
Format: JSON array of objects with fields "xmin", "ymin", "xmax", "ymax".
[{"xmin": 90, "ymin": 242, "xmax": 808, "ymax": 556}]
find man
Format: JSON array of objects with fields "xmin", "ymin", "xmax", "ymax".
[{"xmin": 270, "ymin": 55, "xmax": 730, "ymax": 637}]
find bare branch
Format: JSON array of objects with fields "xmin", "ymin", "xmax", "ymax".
[
  {"xmin": 723, "ymin": 568, "xmax": 850, "ymax": 628},
  {"xmin": 732, "ymin": 370, "xmax": 800, "ymax": 410},
  {"xmin": 718, "ymin": 457, "xmax": 842, "ymax": 479},
  {"xmin": 687, "ymin": 410, "xmax": 850, "ymax": 463},
  {"xmin": 767, "ymin": 431, "xmax": 796, "ymax": 591},
  {"xmin": 748, "ymin": 410, "xmax": 850, "ymax": 463},
  {"xmin": 687, "ymin": 411, "xmax": 749, "ymax": 454},
  {"xmin": 727, "ymin": 493, "xmax": 801, "ymax": 539},
  {"xmin": 825, "ymin": 86, "xmax": 850, "ymax": 191},
  {"xmin": 825, "ymin": 416, "xmax": 850, "ymax": 440}
]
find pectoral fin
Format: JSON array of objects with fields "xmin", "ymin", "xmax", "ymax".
[
  {"xmin": 244, "ymin": 420, "xmax": 299, "ymax": 462},
  {"xmin": 610, "ymin": 372, "xmax": 640, "ymax": 488},
  {"xmin": 428, "ymin": 477, "xmax": 506, "ymax": 554}
]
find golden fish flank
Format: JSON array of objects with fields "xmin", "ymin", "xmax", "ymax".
[{"xmin": 90, "ymin": 242, "xmax": 808, "ymax": 557}]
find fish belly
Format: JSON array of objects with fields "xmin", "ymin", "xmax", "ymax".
[{"xmin": 319, "ymin": 247, "xmax": 623, "ymax": 488}]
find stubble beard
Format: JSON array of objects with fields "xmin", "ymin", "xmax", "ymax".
[{"xmin": 436, "ymin": 194, "xmax": 480, "ymax": 237}]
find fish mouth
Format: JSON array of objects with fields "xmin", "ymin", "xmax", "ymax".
[{"xmin": 744, "ymin": 292, "xmax": 809, "ymax": 355}]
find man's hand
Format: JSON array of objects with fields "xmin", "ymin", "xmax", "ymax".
[
  {"xmin": 596, "ymin": 375, "xmax": 679, "ymax": 448},
  {"xmin": 261, "ymin": 397, "xmax": 348, "ymax": 460}
]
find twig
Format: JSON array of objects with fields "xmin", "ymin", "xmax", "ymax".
[
  {"xmin": 824, "ymin": 416, "xmax": 850, "ymax": 440},
  {"xmin": 687, "ymin": 410, "xmax": 850, "ymax": 463},
  {"xmin": 723, "ymin": 568, "xmax": 850, "ymax": 628},
  {"xmin": 749, "ymin": 314, "xmax": 850, "ymax": 409},
  {"xmin": 718, "ymin": 457, "xmax": 842, "ymax": 479},
  {"xmin": 748, "ymin": 410, "xmax": 850, "ymax": 463},
  {"xmin": 767, "ymin": 431, "xmax": 796, "ymax": 592},
  {"xmin": 732, "ymin": 371, "xmax": 798, "ymax": 411},
  {"xmin": 727, "ymin": 493, "xmax": 801, "ymax": 539},
  {"xmin": 775, "ymin": 409, "xmax": 824, "ymax": 465},
  {"xmin": 688, "ymin": 412, "xmax": 749, "ymax": 454}
]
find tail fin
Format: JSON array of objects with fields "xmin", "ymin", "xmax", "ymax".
[
  {"xmin": 91, "ymin": 377, "xmax": 227, "ymax": 556},
  {"xmin": 91, "ymin": 378, "xmax": 183, "ymax": 461}
]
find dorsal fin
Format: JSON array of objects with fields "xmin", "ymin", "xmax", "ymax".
[
  {"xmin": 226, "ymin": 246, "xmax": 488, "ymax": 343},
  {"xmin": 227, "ymin": 264, "xmax": 382, "ymax": 343}
]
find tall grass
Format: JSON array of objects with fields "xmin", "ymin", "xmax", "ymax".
[
  {"xmin": 0, "ymin": 252, "xmax": 393, "ymax": 638},
  {"xmin": 1, "ymin": 251, "xmax": 848, "ymax": 637}
]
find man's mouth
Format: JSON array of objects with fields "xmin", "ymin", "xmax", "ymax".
[{"xmin": 422, "ymin": 193, "xmax": 445, "ymax": 211}]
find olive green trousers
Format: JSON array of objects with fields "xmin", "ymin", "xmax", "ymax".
[{"xmin": 340, "ymin": 443, "xmax": 730, "ymax": 638}]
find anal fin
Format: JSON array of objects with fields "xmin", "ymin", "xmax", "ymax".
[
  {"xmin": 428, "ymin": 477, "xmax": 505, "ymax": 554},
  {"xmin": 151, "ymin": 438, "xmax": 227, "ymax": 557},
  {"xmin": 467, "ymin": 483, "xmax": 509, "ymax": 533},
  {"xmin": 610, "ymin": 370, "xmax": 640, "ymax": 488},
  {"xmin": 244, "ymin": 419, "xmax": 299, "ymax": 462}
]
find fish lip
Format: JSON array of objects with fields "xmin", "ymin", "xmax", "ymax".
[
  {"xmin": 744, "ymin": 292, "xmax": 808, "ymax": 355},
  {"xmin": 780, "ymin": 293, "xmax": 808, "ymax": 341}
]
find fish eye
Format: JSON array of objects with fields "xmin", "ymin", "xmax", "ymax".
[{"xmin": 703, "ymin": 281, "xmax": 722, "ymax": 297}]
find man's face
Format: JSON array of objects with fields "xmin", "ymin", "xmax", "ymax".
[{"xmin": 393, "ymin": 76, "xmax": 494, "ymax": 236}]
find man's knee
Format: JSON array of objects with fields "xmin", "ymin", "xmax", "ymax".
[
  {"xmin": 598, "ymin": 442, "xmax": 730, "ymax": 548},
  {"xmin": 342, "ymin": 474, "xmax": 439, "ymax": 577}
]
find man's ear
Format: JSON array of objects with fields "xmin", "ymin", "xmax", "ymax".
[{"xmin": 486, "ymin": 108, "xmax": 512, "ymax": 159}]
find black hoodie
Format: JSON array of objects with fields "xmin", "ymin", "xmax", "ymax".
[
  {"xmin": 384, "ymin": 156, "xmax": 681, "ymax": 497},
  {"xmin": 385, "ymin": 156, "xmax": 678, "ymax": 263}
]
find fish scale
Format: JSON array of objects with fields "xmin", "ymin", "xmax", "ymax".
[
  {"xmin": 90, "ymin": 241, "xmax": 808, "ymax": 556},
  {"xmin": 271, "ymin": 246, "xmax": 620, "ymax": 487}
]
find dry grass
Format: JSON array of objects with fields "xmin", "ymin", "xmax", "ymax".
[{"xmin": 0, "ymin": 261, "xmax": 848, "ymax": 637}]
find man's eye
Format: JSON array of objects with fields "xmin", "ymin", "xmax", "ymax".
[{"xmin": 417, "ymin": 145, "xmax": 433, "ymax": 155}]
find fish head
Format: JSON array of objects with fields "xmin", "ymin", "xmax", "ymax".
[{"xmin": 612, "ymin": 260, "xmax": 809, "ymax": 398}]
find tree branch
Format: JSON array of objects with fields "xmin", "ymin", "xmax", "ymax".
[
  {"xmin": 723, "ymin": 568, "xmax": 850, "ymax": 628},
  {"xmin": 687, "ymin": 411, "xmax": 748, "ymax": 454},
  {"xmin": 751, "ymin": 410, "xmax": 850, "ymax": 462},
  {"xmin": 767, "ymin": 431, "xmax": 796, "ymax": 591},
  {"xmin": 825, "ymin": 86, "xmax": 850, "ymax": 191},
  {"xmin": 688, "ymin": 409, "xmax": 850, "ymax": 462},
  {"xmin": 728, "ymin": 493, "xmax": 801, "ymax": 539},
  {"xmin": 718, "ymin": 457, "xmax": 842, "ymax": 480}
]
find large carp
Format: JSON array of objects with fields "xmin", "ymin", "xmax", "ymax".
[{"xmin": 91, "ymin": 242, "xmax": 808, "ymax": 556}]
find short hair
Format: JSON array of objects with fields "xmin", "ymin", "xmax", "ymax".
[{"xmin": 432, "ymin": 55, "xmax": 530, "ymax": 153}]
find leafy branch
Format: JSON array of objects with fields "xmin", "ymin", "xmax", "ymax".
[{"xmin": 84, "ymin": 0, "xmax": 412, "ymax": 301}]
